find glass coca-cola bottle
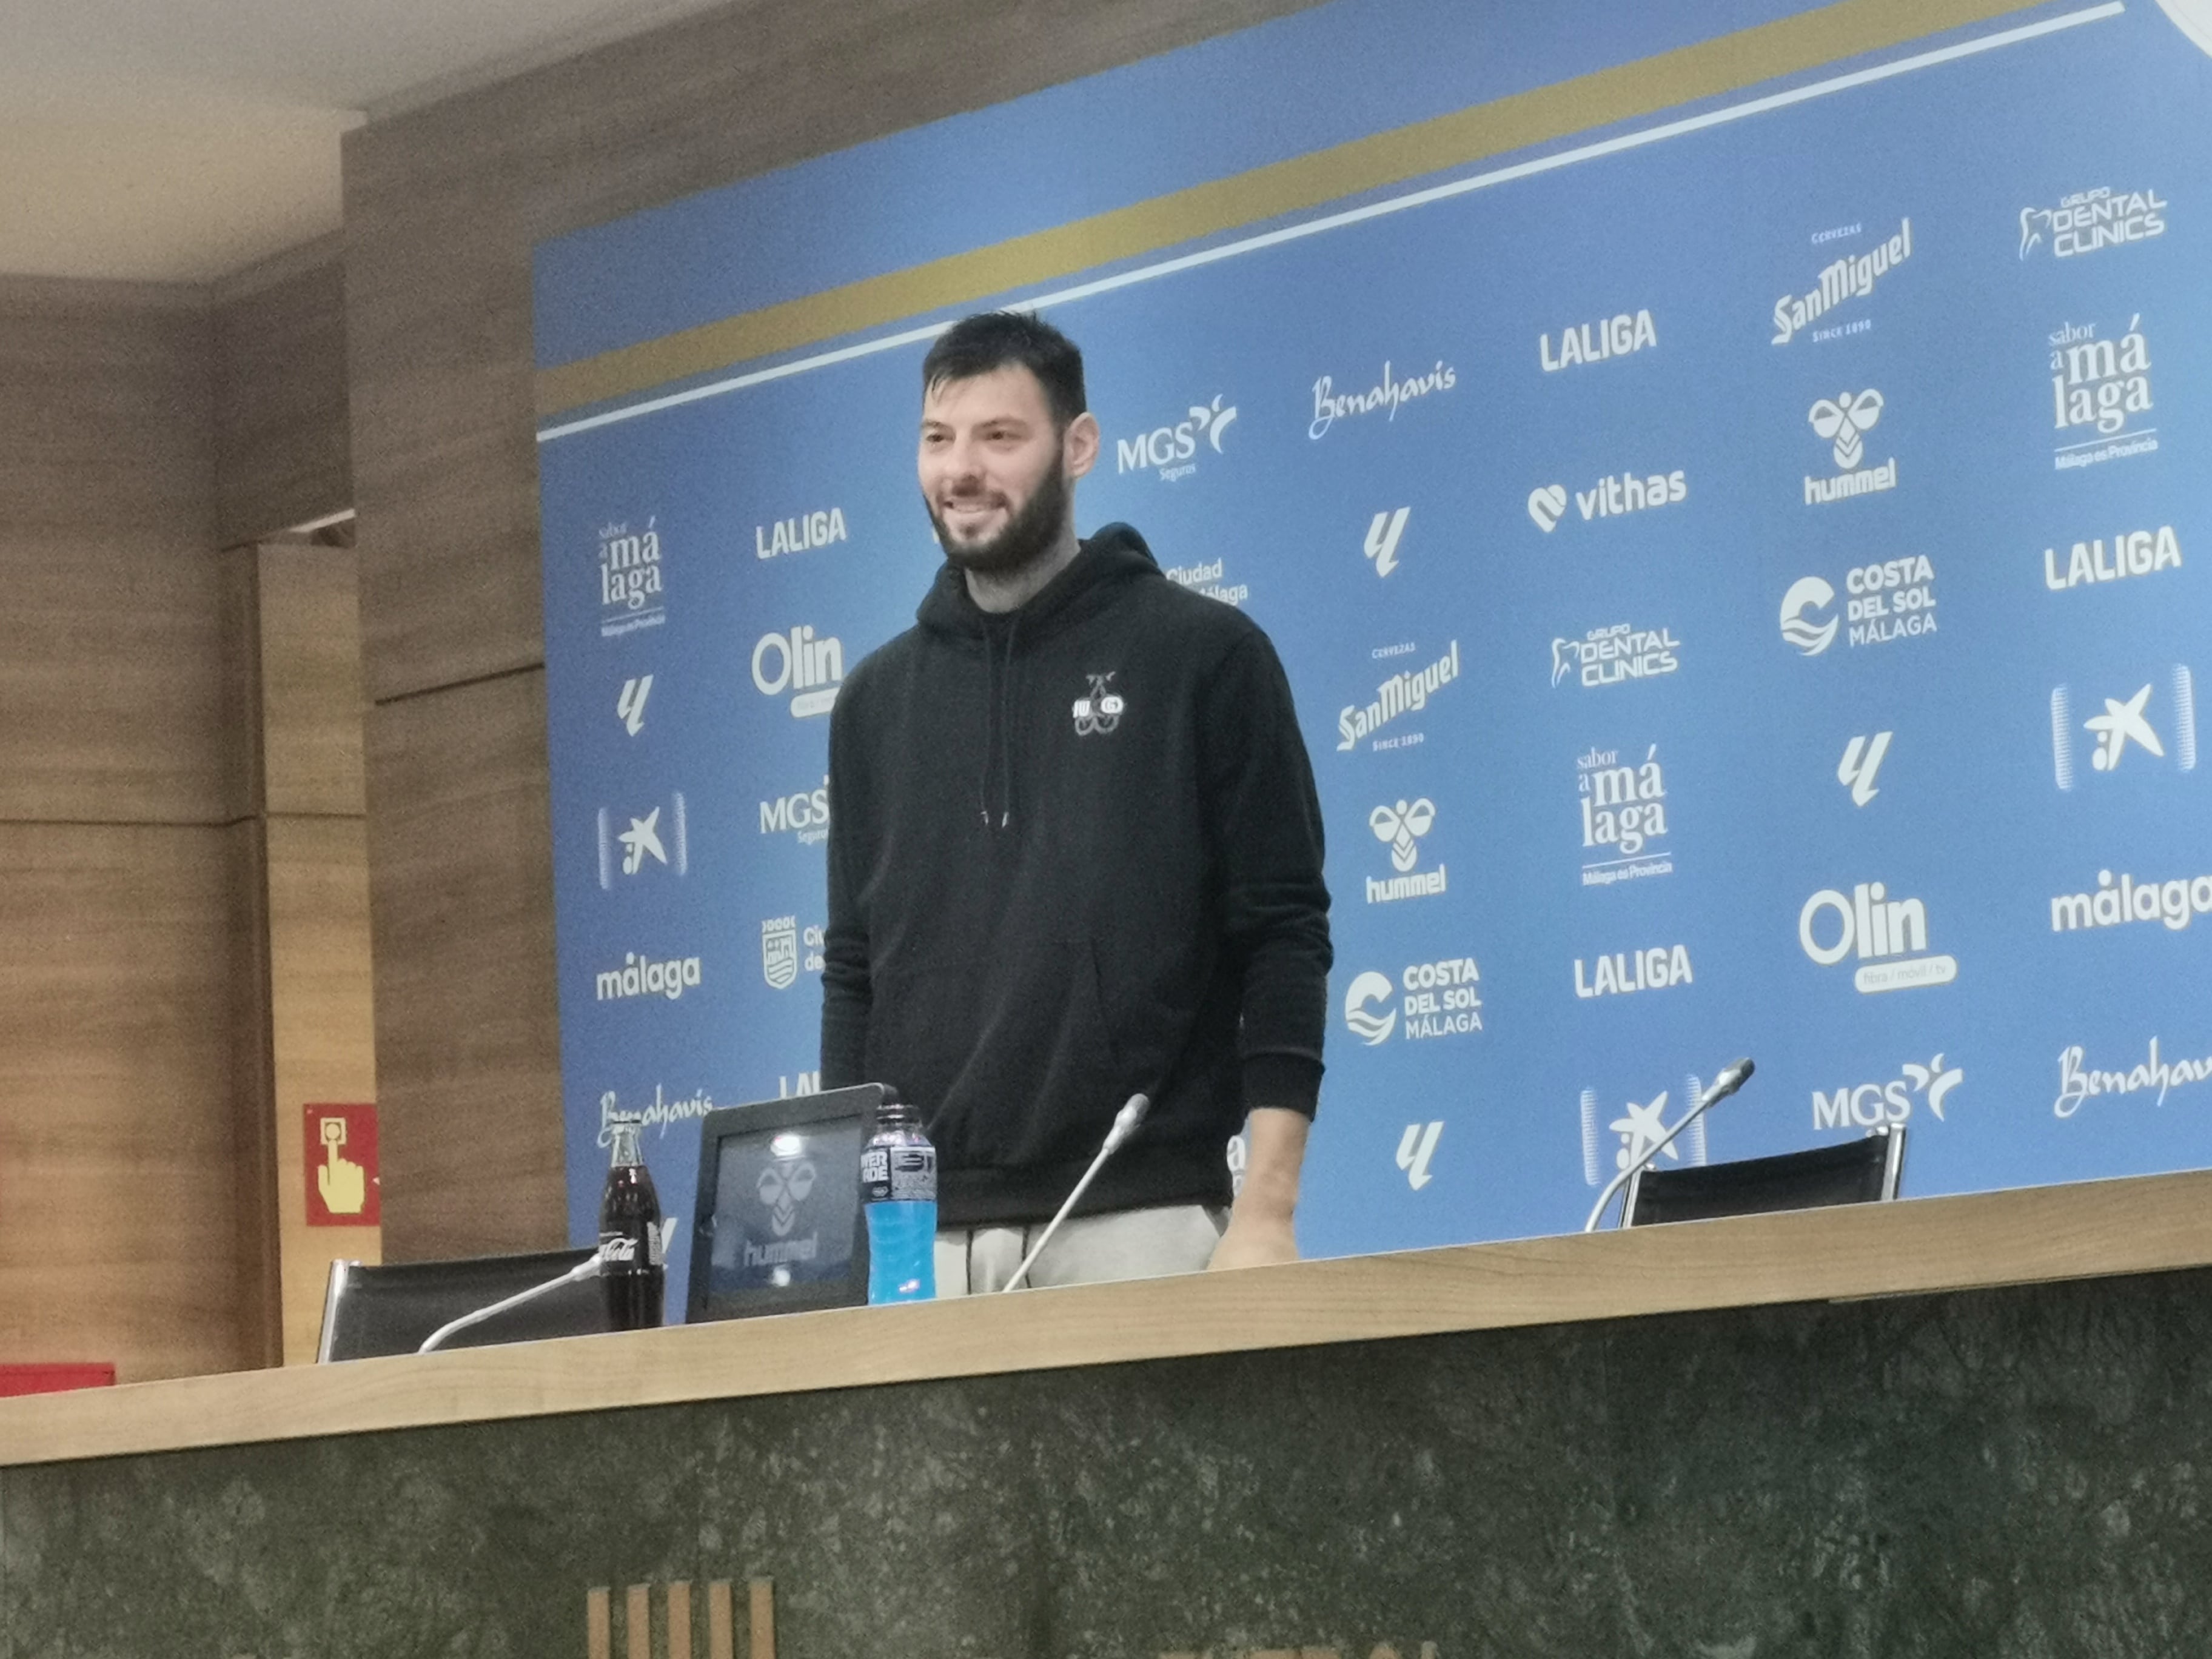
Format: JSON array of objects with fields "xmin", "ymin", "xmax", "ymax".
[{"xmin": 598, "ymin": 1115, "xmax": 665, "ymax": 1330}]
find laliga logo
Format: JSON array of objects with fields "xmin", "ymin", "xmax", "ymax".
[
  {"xmin": 756, "ymin": 1156, "xmax": 817, "ymax": 1237},
  {"xmin": 1344, "ymin": 971, "xmax": 1397, "ymax": 1045},
  {"xmin": 1780, "ymin": 577, "xmax": 1838, "ymax": 657},
  {"xmin": 1369, "ymin": 798, "xmax": 1435, "ymax": 873},
  {"xmin": 1809, "ymin": 389, "xmax": 1883, "ymax": 470}
]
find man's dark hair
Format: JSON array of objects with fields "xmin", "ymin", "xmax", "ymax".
[{"xmin": 922, "ymin": 311, "xmax": 1087, "ymax": 428}]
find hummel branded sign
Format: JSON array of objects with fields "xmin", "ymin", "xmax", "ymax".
[{"xmin": 1805, "ymin": 390, "xmax": 1897, "ymax": 505}]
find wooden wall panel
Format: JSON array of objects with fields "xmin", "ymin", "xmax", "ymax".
[
  {"xmin": 364, "ymin": 671, "xmax": 563, "ymax": 1259},
  {"xmin": 266, "ymin": 815, "xmax": 380, "ymax": 1361},
  {"xmin": 0, "ymin": 278, "xmax": 213, "ymax": 544},
  {"xmin": 346, "ymin": 0, "xmax": 1323, "ymax": 1261},
  {"xmin": 256, "ymin": 544, "xmax": 368, "ymax": 817},
  {"xmin": 213, "ymin": 249, "xmax": 353, "ymax": 547},
  {"xmin": 0, "ymin": 280, "xmax": 232, "ymax": 827},
  {"xmin": 0, "ymin": 823, "xmax": 255, "ymax": 1382}
]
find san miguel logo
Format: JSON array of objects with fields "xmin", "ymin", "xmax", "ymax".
[{"xmin": 1772, "ymin": 218, "xmax": 1912, "ymax": 345}]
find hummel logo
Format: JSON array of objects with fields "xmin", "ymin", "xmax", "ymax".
[
  {"xmin": 1365, "ymin": 508, "xmax": 1410, "ymax": 577},
  {"xmin": 617, "ymin": 674, "xmax": 652, "ymax": 737},
  {"xmin": 1809, "ymin": 390, "xmax": 1884, "ymax": 470},
  {"xmin": 1369, "ymin": 798, "xmax": 1435, "ymax": 873}
]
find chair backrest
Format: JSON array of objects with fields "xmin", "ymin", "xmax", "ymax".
[
  {"xmin": 317, "ymin": 1248, "xmax": 610, "ymax": 1361},
  {"xmin": 1624, "ymin": 1126, "xmax": 1906, "ymax": 1227}
]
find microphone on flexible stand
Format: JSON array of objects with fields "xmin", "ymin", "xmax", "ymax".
[
  {"xmin": 1002, "ymin": 1093, "xmax": 1150, "ymax": 1292},
  {"xmin": 1583, "ymin": 1057, "xmax": 1755, "ymax": 1233},
  {"xmin": 417, "ymin": 1219, "xmax": 676, "ymax": 1353}
]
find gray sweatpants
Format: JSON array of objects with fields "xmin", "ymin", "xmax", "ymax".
[{"xmin": 934, "ymin": 1204, "xmax": 1227, "ymax": 1296}]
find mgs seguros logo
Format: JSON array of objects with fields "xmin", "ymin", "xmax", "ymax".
[
  {"xmin": 1115, "ymin": 394, "xmax": 1238, "ymax": 483},
  {"xmin": 1577, "ymin": 743, "xmax": 1672, "ymax": 887},
  {"xmin": 1812, "ymin": 1054, "xmax": 1963, "ymax": 1130}
]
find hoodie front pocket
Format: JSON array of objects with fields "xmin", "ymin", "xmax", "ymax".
[{"xmin": 866, "ymin": 940, "xmax": 1124, "ymax": 1168}]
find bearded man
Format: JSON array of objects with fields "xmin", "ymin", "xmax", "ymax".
[{"xmin": 819, "ymin": 310, "xmax": 1332, "ymax": 1294}]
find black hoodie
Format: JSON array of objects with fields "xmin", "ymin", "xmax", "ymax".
[{"xmin": 820, "ymin": 524, "xmax": 1332, "ymax": 1227}]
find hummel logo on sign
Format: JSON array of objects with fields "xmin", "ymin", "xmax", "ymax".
[
  {"xmin": 1527, "ymin": 485, "xmax": 1567, "ymax": 533},
  {"xmin": 1811, "ymin": 390, "xmax": 1883, "ymax": 469},
  {"xmin": 1369, "ymin": 798, "xmax": 1435, "ymax": 872},
  {"xmin": 1365, "ymin": 507, "xmax": 1411, "ymax": 577},
  {"xmin": 1838, "ymin": 732, "xmax": 1892, "ymax": 806},
  {"xmin": 1071, "ymin": 672, "xmax": 1124, "ymax": 736},
  {"xmin": 617, "ymin": 674, "xmax": 652, "ymax": 737},
  {"xmin": 1396, "ymin": 1121, "xmax": 1443, "ymax": 1190}
]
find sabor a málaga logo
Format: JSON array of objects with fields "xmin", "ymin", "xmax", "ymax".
[
  {"xmin": 1577, "ymin": 744, "xmax": 1672, "ymax": 886},
  {"xmin": 597, "ymin": 517, "xmax": 665, "ymax": 639},
  {"xmin": 2051, "ymin": 314, "xmax": 2156, "ymax": 470}
]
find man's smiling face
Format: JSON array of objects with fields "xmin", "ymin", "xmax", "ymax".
[{"xmin": 917, "ymin": 364, "xmax": 1080, "ymax": 576}]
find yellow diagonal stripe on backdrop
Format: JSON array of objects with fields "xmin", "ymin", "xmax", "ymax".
[{"xmin": 537, "ymin": 0, "xmax": 2039, "ymax": 419}]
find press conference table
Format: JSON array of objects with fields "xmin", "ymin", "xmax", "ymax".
[{"xmin": 8, "ymin": 1170, "xmax": 2212, "ymax": 1655}]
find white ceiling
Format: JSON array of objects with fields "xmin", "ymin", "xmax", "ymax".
[{"xmin": 0, "ymin": 0, "xmax": 732, "ymax": 286}]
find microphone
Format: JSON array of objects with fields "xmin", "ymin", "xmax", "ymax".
[
  {"xmin": 1581, "ymin": 1057, "xmax": 1755, "ymax": 1234},
  {"xmin": 1002, "ymin": 1093, "xmax": 1150, "ymax": 1292},
  {"xmin": 417, "ymin": 1219, "xmax": 675, "ymax": 1353}
]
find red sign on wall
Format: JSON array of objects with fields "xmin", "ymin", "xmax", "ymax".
[{"xmin": 305, "ymin": 1103, "xmax": 380, "ymax": 1226}]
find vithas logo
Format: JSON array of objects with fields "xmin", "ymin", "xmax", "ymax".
[
  {"xmin": 2051, "ymin": 668, "xmax": 2196, "ymax": 788},
  {"xmin": 1364, "ymin": 508, "xmax": 1410, "ymax": 578},
  {"xmin": 1798, "ymin": 880, "xmax": 1957, "ymax": 993},
  {"xmin": 752, "ymin": 625, "xmax": 843, "ymax": 718}
]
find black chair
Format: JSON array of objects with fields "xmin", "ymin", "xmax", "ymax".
[
  {"xmin": 317, "ymin": 1248, "xmax": 613, "ymax": 1361},
  {"xmin": 1623, "ymin": 1125, "xmax": 1906, "ymax": 1227}
]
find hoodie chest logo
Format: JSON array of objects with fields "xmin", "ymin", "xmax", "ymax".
[{"xmin": 1072, "ymin": 672, "xmax": 1126, "ymax": 737}]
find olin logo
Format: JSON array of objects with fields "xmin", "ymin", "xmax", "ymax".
[
  {"xmin": 2052, "ymin": 669, "xmax": 2196, "ymax": 786},
  {"xmin": 751, "ymin": 626, "xmax": 843, "ymax": 718},
  {"xmin": 1364, "ymin": 507, "xmax": 1410, "ymax": 577},
  {"xmin": 617, "ymin": 674, "xmax": 652, "ymax": 736},
  {"xmin": 1838, "ymin": 732, "xmax": 1892, "ymax": 806},
  {"xmin": 1798, "ymin": 882, "xmax": 1957, "ymax": 993},
  {"xmin": 1396, "ymin": 1121, "xmax": 1444, "ymax": 1190}
]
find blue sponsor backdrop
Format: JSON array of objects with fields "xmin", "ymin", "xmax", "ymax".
[{"xmin": 536, "ymin": 0, "xmax": 2212, "ymax": 1315}]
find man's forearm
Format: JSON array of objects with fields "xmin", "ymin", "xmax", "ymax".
[{"xmin": 1209, "ymin": 1106, "xmax": 1309, "ymax": 1269}]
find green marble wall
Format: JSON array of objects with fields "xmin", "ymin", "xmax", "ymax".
[{"xmin": 5, "ymin": 1266, "xmax": 2210, "ymax": 1658}]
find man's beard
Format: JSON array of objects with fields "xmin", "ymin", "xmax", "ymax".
[{"xmin": 927, "ymin": 458, "xmax": 1070, "ymax": 577}]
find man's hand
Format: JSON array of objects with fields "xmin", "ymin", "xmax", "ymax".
[{"xmin": 1208, "ymin": 1106, "xmax": 1310, "ymax": 1270}]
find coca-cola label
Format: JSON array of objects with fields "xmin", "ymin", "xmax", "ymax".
[{"xmin": 598, "ymin": 1228, "xmax": 663, "ymax": 1266}]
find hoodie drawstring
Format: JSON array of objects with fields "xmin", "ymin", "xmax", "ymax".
[{"xmin": 976, "ymin": 619, "xmax": 1021, "ymax": 832}]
